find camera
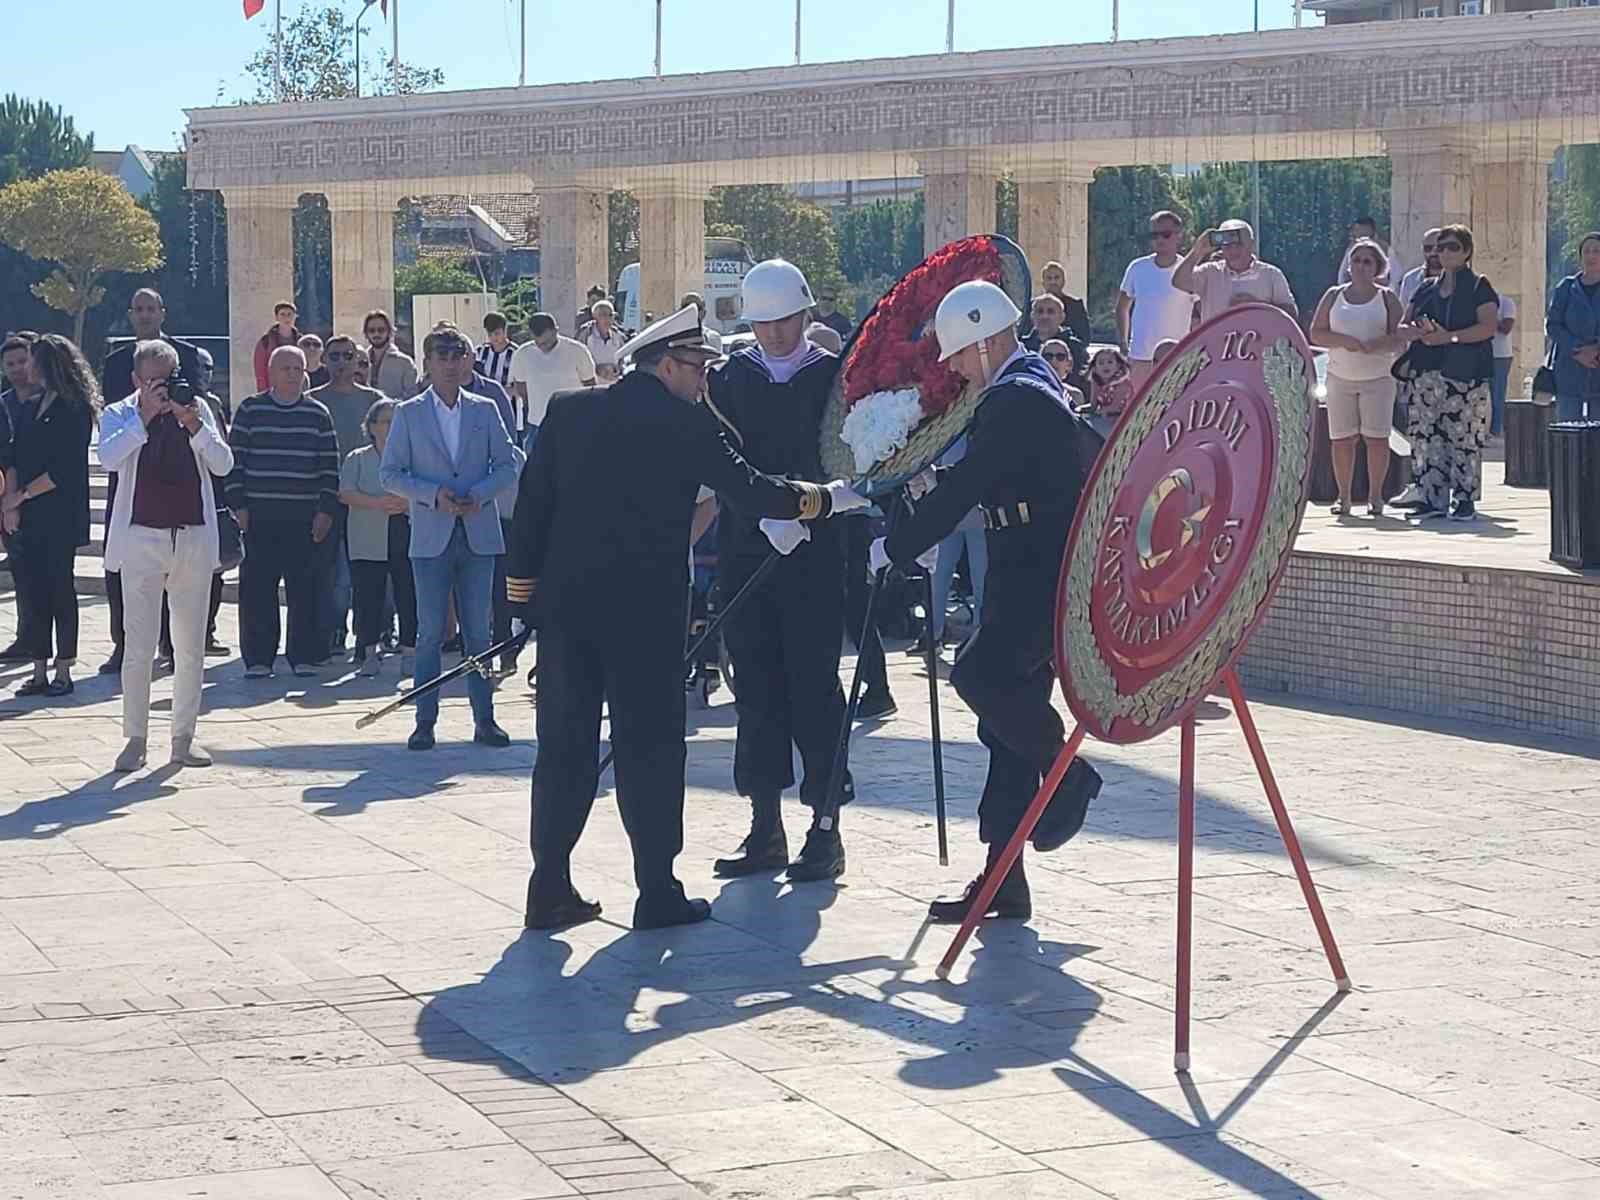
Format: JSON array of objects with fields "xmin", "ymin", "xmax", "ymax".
[
  {"xmin": 1212, "ymin": 229, "xmax": 1242, "ymax": 248},
  {"xmin": 165, "ymin": 372, "xmax": 197, "ymax": 407}
]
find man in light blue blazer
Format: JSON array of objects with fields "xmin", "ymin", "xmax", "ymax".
[{"xmin": 380, "ymin": 326, "xmax": 519, "ymax": 750}]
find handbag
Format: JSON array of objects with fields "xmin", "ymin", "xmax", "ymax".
[
  {"xmin": 215, "ymin": 506, "xmax": 245, "ymax": 573},
  {"xmin": 1532, "ymin": 344, "xmax": 1557, "ymax": 406}
]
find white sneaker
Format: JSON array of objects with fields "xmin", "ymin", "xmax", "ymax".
[
  {"xmin": 170, "ymin": 738, "xmax": 212, "ymax": 768},
  {"xmin": 1391, "ymin": 483, "xmax": 1426, "ymax": 510}
]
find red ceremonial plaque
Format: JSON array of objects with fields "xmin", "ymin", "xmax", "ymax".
[{"xmin": 1055, "ymin": 305, "xmax": 1315, "ymax": 744}]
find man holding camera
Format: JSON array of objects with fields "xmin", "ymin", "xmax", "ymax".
[
  {"xmin": 98, "ymin": 288, "xmax": 203, "ymax": 675},
  {"xmin": 1173, "ymin": 219, "xmax": 1299, "ymax": 325},
  {"xmin": 99, "ymin": 341, "xmax": 234, "ymax": 772}
]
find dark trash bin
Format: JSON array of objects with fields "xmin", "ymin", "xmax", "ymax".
[
  {"xmin": 1549, "ymin": 420, "xmax": 1600, "ymax": 569},
  {"xmin": 1505, "ymin": 398, "xmax": 1552, "ymax": 488}
]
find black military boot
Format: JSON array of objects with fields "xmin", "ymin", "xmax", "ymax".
[
  {"xmin": 928, "ymin": 849, "xmax": 1031, "ymax": 923},
  {"xmin": 524, "ymin": 870, "xmax": 603, "ymax": 931},
  {"xmin": 633, "ymin": 880, "xmax": 712, "ymax": 929},
  {"xmin": 1031, "ymin": 758, "xmax": 1103, "ymax": 853},
  {"xmin": 714, "ymin": 792, "xmax": 788, "ymax": 878},
  {"xmin": 786, "ymin": 811, "xmax": 845, "ymax": 882}
]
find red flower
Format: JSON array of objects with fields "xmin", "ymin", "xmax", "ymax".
[{"xmin": 844, "ymin": 236, "xmax": 1005, "ymax": 419}]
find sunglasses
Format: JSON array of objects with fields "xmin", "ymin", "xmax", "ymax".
[
  {"xmin": 1435, "ymin": 241, "xmax": 1464, "ymax": 252},
  {"xmin": 326, "ymin": 350, "xmax": 357, "ymax": 362},
  {"xmin": 1042, "ymin": 351, "xmax": 1071, "ymax": 362}
]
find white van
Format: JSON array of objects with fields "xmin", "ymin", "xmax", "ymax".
[{"xmin": 615, "ymin": 236, "xmax": 755, "ymax": 335}]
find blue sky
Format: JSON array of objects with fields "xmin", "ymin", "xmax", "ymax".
[{"xmin": 11, "ymin": 0, "xmax": 1312, "ymax": 152}]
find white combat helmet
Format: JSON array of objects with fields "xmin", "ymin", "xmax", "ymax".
[
  {"xmin": 741, "ymin": 259, "xmax": 815, "ymax": 322},
  {"xmin": 934, "ymin": 279, "xmax": 1022, "ymax": 362}
]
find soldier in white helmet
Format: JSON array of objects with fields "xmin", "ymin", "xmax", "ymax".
[
  {"xmin": 703, "ymin": 259, "xmax": 860, "ymax": 883},
  {"xmin": 868, "ymin": 279, "xmax": 1105, "ymax": 924}
]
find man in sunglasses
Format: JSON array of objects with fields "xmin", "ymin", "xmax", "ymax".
[
  {"xmin": 380, "ymin": 326, "xmax": 520, "ymax": 752},
  {"xmin": 1116, "ymin": 210, "xmax": 1197, "ymax": 390}
]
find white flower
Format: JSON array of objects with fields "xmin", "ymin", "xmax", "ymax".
[{"xmin": 839, "ymin": 388, "xmax": 924, "ymax": 475}]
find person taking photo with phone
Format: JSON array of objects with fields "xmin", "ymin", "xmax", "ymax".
[{"xmin": 1173, "ymin": 219, "xmax": 1298, "ymax": 324}]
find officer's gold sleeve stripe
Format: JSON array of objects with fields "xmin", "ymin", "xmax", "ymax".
[
  {"xmin": 506, "ymin": 577, "xmax": 537, "ymax": 603},
  {"xmin": 795, "ymin": 482, "xmax": 823, "ymax": 521}
]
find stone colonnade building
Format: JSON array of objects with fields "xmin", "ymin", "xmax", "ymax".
[{"xmin": 187, "ymin": 9, "xmax": 1600, "ymax": 403}]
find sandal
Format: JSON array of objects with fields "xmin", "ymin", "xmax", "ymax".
[
  {"xmin": 1330, "ymin": 499, "xmax": 1352, "ymax": 517},
  {"xmin": 16, "ymin": 677, "xmax": 49, "ymax": 697}
]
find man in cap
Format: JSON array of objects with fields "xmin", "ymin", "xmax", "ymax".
[
  {"xmin": 506, "ymin": 304, "xmax": 868, "ymax": 932},
  {"xmin": 702, "ymin": 259, "xmax": 854, "ymax": 884},
  {"xmin": 868, "ymin": 280, "xmax": 1105, "ymax": 925}
]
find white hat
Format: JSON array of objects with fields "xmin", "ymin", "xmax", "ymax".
[
  {"xmin": 934, "ymin": 280, "xmax": 1022, "ymax": 363},
  {"xmin": 741, "ymin": 259, "xmax": 814, "ymax": 322},
  {"xmin": 617, "ymin": 304, "xmax": 719, "ymax": 362}
]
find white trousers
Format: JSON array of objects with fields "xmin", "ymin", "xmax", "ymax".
[{"xmin": 120, "ymin": 525, "xmax": 213, "ymax": 743}]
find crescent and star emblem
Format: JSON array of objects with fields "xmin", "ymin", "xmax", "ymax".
[{"xmin": 1134, "ymin": 468, "xmax": 1212, "ymax": 572}]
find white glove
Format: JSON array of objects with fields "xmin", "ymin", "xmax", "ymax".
[
  {"xmin": 511, "ymin": 617, "xmax": 527, "ymax": 638},
  {"xmin": 760, "ymin": 517, "xmax": 811, "ymax": 556},
  {"xmin": 915, "ymin": 545, "xmax": 939, "ymax": 572},
  {"xmin": 824, "ymin": 479, "xmax": 870, "ymax": 514},
  {"xmin": 906, "ymin": 467, "xmax": 938, "ymax": 501},
  {"xmin": 868, "ymin": 536, "xmax": 892, "ymax": 578}
]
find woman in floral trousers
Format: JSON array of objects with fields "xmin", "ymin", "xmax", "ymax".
[{"xmin": 1395, "ymin": 224, "xmax": 1500, "ymax": 521}]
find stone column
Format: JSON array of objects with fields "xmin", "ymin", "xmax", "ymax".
[
  {"xmin": 221, "ymin": 190, "xmax": 295, "ymax": 405},
  {"xmin": 1386, "ymin": 132, "xmax": 1474, "ymax": 283},
  {"xmin": 1472, "ymin": 138, "xmax": 1557, "ymax": 396},
  {"xmin": 637, "ymin": 185, "xmax": 705, "ymax": 325},
  {"xmin": 920, "ymin": 154, "xmax": 999, "ymax": 257},
  {"xmin": 538, "ymin": 187, "xmax": 609, "ymax": 336},
  {"xmin": 328, "ymin": 188, "xmax": 401, "ymax": 343},
  {"xmin": 1016, "ymin": 168, "xmax": 1096, "ymax": 298}
]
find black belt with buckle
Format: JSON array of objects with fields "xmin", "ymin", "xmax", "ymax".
[{"xmin": 981, "ymin": 501, "xmax": 1032, "ymax": 531}]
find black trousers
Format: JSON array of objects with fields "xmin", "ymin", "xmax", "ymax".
[
  {"xmin": 950, "ymin": 569, "xmax": 1078, "ymax": 847},
  {"xmin": 4, "ymin": 531, "xmax": 39, "ymax": 652},
  {"xmin": 15, "ymin": 526, "xmax": 78, "ymax": 663},
  {"xmin": 530, "ymin": 616, "xmax": 686, "ymax": 900},
  {"xmin": 239, "ymin": 511, "xmax": 322, "ymax": 669},
  {"xmin": 843, "ymin": 515, "xmax": 888, "ymax": 693},
  {"xmin": 350, "ymin": 536, "xmax": 417, "ymax": 652},
  {"xmin": 721, "ymin": 546, "xmax": 848, "ymax": 810}
]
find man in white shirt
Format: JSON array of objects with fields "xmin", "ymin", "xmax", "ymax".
[
  {"xmin": 1116, "ymin": 210, "xmax": 1197, "ymax": 389},
  {"xmin": 580, "ymin": 300, "xmax": 625, "ymax": 380},
  {"xmin": 1173, "ymin": 219, "xmax": 1299, "ymax": 326},
  {"xmin": 1492, "ymin": 293, "xmax": 1517, "ymax": 438},
  {"xmin": 508, "ymin": 311, "xmax": 596, "ymax": 440}
]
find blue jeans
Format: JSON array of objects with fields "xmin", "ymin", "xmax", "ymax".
[
  {"xmin": 1491, "ymin": 358, "xmax": 1511, "ymax": 436},
  {"xmin": 931, "ymin": 517, "xmax": 988, "ymax": 642},
  {"xmin": 1557, "ymin": 394, "xmax": 1592, "ymax": 422},
  {"xmin": 410, "ymin": 522, "xmax": 495, "ymax": 729}
]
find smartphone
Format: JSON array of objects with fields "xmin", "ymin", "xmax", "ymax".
[{"xmin": 1212, "ymin": 229, "xmax": 1241, "ymax": 248}]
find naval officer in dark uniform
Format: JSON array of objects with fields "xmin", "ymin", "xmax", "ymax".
[
  {"xmin": 704, "ymin": 259, "xmax": 855, "ymax": 883},
  {"xmin": 870, "ymin": 280, "xmax": 1105, "ymax": 924},
  {"xmin": 506, "ymin": 305, "xmax": 868, "ymax": 932}
]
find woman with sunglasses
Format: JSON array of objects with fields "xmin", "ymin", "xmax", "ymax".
[{"xmin": 1395, "ymin": 224, "xmax": 1499, "ymax": 521}]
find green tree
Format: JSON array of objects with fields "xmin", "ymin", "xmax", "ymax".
[
  {"xmin": 0, "ymin": 167, "xmax": 163, "ymax": 344},
  {"xmin": 242, "ymin": 3, "xmax": 444, "ymax": 103},
  {"xmin": 834, "ymin": 194, "xmax": 924, "ymax": 285},
  {"xmin": 706, "ymin": 184, "xmax": 844, "ymax": 297},
  {"xmin": 394, "ymin": 257, "xmax": 481, "ymax": 327},
  {"xmin": 1085, "ymin": 166, "xmax": 1189, "ymax": 337},
  {"xmin": 1555, "ymin": 144, "xmax": 1600, "ymax": 278},
  {"xmin": 608, "ymin": 189, "xmax": 639, "ymax": 291},
  {"xmin": 0, "ymin": 95, "xmax": 92, "ymax": 188}
]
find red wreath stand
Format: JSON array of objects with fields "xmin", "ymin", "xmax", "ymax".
[{"xmin": 936, "ymin": 306, "xmax": 1351, "ymax": 1073}]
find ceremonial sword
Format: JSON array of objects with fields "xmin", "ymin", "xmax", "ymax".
[{"xmin": 354, "ymin": 626, "xmax": 534, "ymax": 730}]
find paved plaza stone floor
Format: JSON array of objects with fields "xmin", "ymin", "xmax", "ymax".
[{"xmin": 1, "ymin": 595, "xmax": 1599, "ymax": 1199}]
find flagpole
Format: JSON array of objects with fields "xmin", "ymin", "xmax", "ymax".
[
  {"xmin": 946, "ymin": 0, "xmax": 954, "ymax": 52},
  {"xmin": 275, "ymin": 0, "xmax": 284, "ymax": 99},
  {"xmin": 519, "ymin": 0, "xmax": 527, "ymax": 85},
  {"xmin": 655, "ymin": 0, "xmax": 663, "ymax": 76},
  {"xmin": 795, "ymin": 0, "xmax": 802, "ymax": 64},
  {"xmin": 392, "ymin": 0, "xmax": 399, "ymax": 79}
]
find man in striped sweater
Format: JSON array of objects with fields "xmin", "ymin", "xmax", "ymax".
[{"xmin": 227, "ymin": 345, "xmax": 342, "ymax": 678}]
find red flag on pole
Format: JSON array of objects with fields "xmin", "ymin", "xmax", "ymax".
[{"xmin": 243, "ymin": 0, "xmax": 265, "ymax": 16}]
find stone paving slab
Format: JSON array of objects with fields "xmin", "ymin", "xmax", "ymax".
[{"xmin": 0, "ymin": 598, "xmax": 1598, "ymax": 1197}]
